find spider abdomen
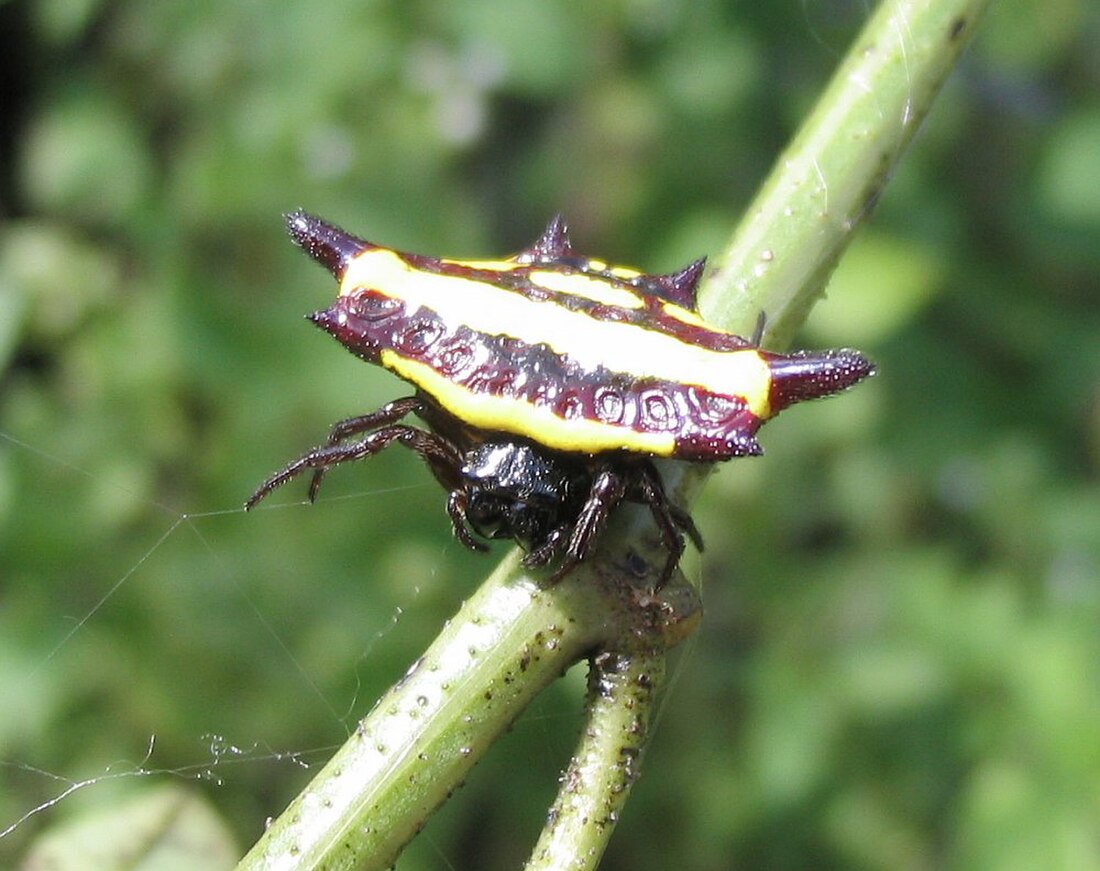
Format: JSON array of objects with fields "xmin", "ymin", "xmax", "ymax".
[
  {"xmin": 296, "ymin": 212, "xmax": 873, "ymax": 463},
  {"xmin": 313, "ymin": 294, "xmax": 768, "ymax": 460}
]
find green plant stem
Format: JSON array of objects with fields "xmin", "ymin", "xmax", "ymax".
[
  {"xmin": 703, "ymin": 0, "xmax": 991, "ymax": 344},
  {"xmin": 237, "ymin": 1, "xmax": 989, "ymax": 868},
  {"xmin": 524, "ymin": 646, "xmax": 669, "ymax": 871},
  {"xmin": 673, "ymin": 0, "xmax": 991, "ymax": 508},
  {"xmin": 236, "ymin": 551, "xmax": 701, "ymax": 871}
]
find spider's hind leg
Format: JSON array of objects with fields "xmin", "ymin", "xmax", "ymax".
[
  {"xmin": 634, "ymin": 461, "xmax": 703, "ymax": 587},
  {"xmin": 750, "ymin": 310, "xmax": 768, "ymax": 347}
]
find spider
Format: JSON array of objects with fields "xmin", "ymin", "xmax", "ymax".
[{"xmin": 245, "ymin": 211, "xmax": 873, "ymax": 585}]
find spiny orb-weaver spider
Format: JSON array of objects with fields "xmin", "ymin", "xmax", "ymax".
[{"xmin": 246, "ymin": 212, "xmax": 874, "ymax": 585}]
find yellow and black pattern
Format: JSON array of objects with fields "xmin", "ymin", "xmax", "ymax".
[{"xmin": 290, "ymin": 211, "xmax": 874, "ymax": 461}]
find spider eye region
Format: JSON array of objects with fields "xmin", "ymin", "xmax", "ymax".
[
  {"xmin": 464, "ymin": 492, "xmax": 553, "ymax": 547},
  {"xmin": 460, "ymin": 442, "xmax": 579, "ymax": 548}
]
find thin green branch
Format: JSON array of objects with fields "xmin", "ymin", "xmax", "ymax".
[
  {"xmin": 235, "ymin": 550, "xmax": 700, "ymax": 871},
  {"xmin": 525, "ymin": 641, "xmax": 676, "ymax": 871},
  {"xmin": 703, "ymin": 0, "xmax": 991, "ymax": 343},
  {"xmin": 673, "ymin": 0, "xmax": 991, "ymax": 508}
]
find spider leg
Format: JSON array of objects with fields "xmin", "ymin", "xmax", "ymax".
[
  {"xmin": 633, "ymin": 463, "xmax": 693, "ymax": 587},
  {"xmin": 546, "ymin": 466, "xmax": 627, "ymax": 583},
  {"xmin": 446, "ymin": 490, "xmax": 490, "ymax": 553},
  {"xmin": 521, "ymin": 525, "xmax": 570, "ymax": 569},
  {"xmin": 751, "ymin": 309, "xmax": 768, "ymax": 347},
  {"xmin": 246, "ymin": 422, "xmax": 464, "ymax": 513},
  {"xmin": 307, "ymin": 396, "xmax": 424, "ymax": 501},
  {"xmin": 635, "ymin": 462, "xmax": 704, "ymax": 552},
  {"xmin": 668, "ymin": 502, "xmax": 705, "ymax": 553}
]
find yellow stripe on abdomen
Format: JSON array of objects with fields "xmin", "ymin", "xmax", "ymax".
[
  {"xmin": 344, "ymin": 250, "xmax": 775, "ymax": 420},
  {"xmin": 382, "ymin": 351, "xmax": 679, "ymax": 456}
]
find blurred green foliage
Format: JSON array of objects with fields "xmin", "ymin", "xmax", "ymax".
[{"xmin": 1, "ymin": 0, "xmax": 1098, "ymax": 868}]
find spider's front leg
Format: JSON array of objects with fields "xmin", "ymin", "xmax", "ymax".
[
  {"xmin": 544, "ymin": 466, "xmax": 628, "ymax": 583},
  {"xmin": 521, "ymin": 461, "xmax": 703, "ymax": 587},
  {"xmin": 520, "ymin": 525, "xmax": 571, "ymax": 571},
  {"xmin": 245, "ymin": 416, "xmax": 464, "ymax": 511},
  {"xmin": 306, "ymin": 396, "xmax": 424, "ymax": 501},
  {"xmin": 445, "ymin": 489, "xmax": 491, "ymax": 553}
]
